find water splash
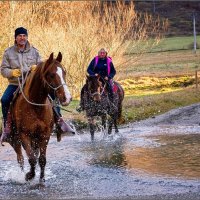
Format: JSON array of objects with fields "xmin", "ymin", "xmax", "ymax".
[{"xmin": 2, "ymin": 165, "xmax": 26, "ymax": 184}]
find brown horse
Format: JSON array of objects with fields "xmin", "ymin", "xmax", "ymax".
[
  {"xmin": 7, "ymin": 52, "xmax": 72, "ymax": 184},
  {"xmin": 82, "ymin": 75, "xmax": 124, "ymax": 140}
]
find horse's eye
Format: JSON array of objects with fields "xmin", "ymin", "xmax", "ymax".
[{"xmin": 49, "ymin": 74, "xmax": 55, "ymax": 79}]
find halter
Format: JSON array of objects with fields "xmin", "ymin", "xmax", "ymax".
[
  {"xmin": 44, "ymin": 79, "xmax": 67, "ymax": 92},
  {"xmin": 18, "ymin": 64, "xmax": 67, "ymax": 107},
  {"xmin": 88, "ymin": 77, "xmax": 118, "ymax": 109},
  {"xmin": 90, "ymin": 81, "xmax": 106, "ymax": 98},
  {"xmin": 18, "ymin": 75, "xmax": 52, "ymax": 107}
]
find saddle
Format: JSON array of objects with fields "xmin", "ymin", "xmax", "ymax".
[
  {"xmin": 112, "ymin": 82, "xmax": 118, "ymax": 93},
  {"xmin": 112, "ymin": 81, "xmax": 124, "ymax": 95}
]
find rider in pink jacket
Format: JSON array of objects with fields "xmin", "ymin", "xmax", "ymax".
[{"xmin": 77, "ymin": 48, "xmax": 116, "ymax": 112}]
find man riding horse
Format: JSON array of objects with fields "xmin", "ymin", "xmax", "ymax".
[
  {"xmin": 0, "ymin": 27, "xmax": 74, "ymax": 144},
  {"xmin": 77, "ymin": 48, "xmax": 116, "ymax": 112}
]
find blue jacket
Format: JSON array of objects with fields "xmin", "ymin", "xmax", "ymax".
[{"xmin": 87, "ymin": 57, "xmax": 116, "ymax": 79}]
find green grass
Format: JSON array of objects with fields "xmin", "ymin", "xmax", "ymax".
[
  {"xmin": 127, "ymin": 36, "xmax": 200, "ymax": 54},
  {"xmin": 123, "ymin": 86, "xmax": 200, "ymax": 122},
  {"xmin": 150, "ymin": 36, "xmax": 200, "ymax": 52}
]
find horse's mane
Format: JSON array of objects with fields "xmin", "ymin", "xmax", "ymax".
[{"xmin": 24, "ymin": 61, "xmax": 45, "ymax": 92}]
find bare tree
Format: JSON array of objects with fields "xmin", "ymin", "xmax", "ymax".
[{"xmin": 0, "ymin": 1, "xmax": 167, "ymax": 97}]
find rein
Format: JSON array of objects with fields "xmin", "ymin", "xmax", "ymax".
[
  {"xmin": 89, "ymin": 78, "xmax": 118, "ymax": 109},
  {"xmin": 18, "ymin": 75, "xmax": 52, "ymax": 107},
  {"xmin": 90, "ymin": 80, "xmax": 106, "ymax": 97},
  {"xmin": 18, "ymin": 66, "xmax": 67, "ymax": 107}
]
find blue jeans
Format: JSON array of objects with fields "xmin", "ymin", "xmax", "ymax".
[{"xmin": 1, "ymin": 85, "xmax": 18, "ymax": 125}]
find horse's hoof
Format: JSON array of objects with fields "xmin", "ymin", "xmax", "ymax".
[
  {"xmin": 25, "ymin": 171, "xmax": 35, "ymax": 181},
  {"xmin": 20, "ymin": 166, "xmax": 24, "ymax": 172},
  {"xmin": 39, "ymin": 178, "xmax": 45, "ymax": 187},
  {"xmin": 29, "ymin": 183, "xmax": 45, "ymax": 190},
  {"xmin": 57, "ymin": 132, "xmax": 61, "ymax": 142}
]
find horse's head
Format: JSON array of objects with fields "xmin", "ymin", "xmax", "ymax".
[
  {"xmin": 42, "ymin": 52, "xmax": 72, "ymax": 106},
  {"xmin": 86, "ymin": 75, "xmax": 102, "ymax": 102}
]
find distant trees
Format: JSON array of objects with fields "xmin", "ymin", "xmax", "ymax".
[{"xmin": 0, "ymin": 1, "xmax": 166, "ymax": 97}]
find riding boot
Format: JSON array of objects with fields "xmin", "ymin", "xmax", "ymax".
[
  {"xmin": 54, "ymin": 115, "xmax": 75, "ymax": 142},
  {"xmin": 0, "ymin": 111, "xmax": 12, "ymax": 144},
  {"xmin": 52, "ymin": 106, "xmax": 75, "ymax": 134},
  {"xmin": 56, "ymin": 117, "xmax": 75, "ymax": 134}
]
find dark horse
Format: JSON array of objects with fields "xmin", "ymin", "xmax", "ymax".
[
  {"xmin": 83, "ymin": 75, "xmax": 124, "ymax": 140},
  {"xmin": 3, "ymin": 52, "xmax": 72, "ymax": 184}
]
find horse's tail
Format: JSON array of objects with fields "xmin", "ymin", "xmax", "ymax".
[
  {"xmin": 118, "ymin": 101, "xmax": 123, "ymax": 120},
  {"xmin": 114, "ymin": 81, "xmax": 124, "ymax": 121}
]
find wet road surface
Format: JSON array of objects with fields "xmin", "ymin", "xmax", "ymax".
[{"xmin": 0, "ymin": 122, "xmax": 200, "ymax": 199}]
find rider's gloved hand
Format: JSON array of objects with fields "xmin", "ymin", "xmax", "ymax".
[
  {"xmin": 30, "ymin": 65, "xmax": 37, "ymax": 72},
  {"xmin": 11, "ymin": 69, "xmax": 21, "ymax": 77}
]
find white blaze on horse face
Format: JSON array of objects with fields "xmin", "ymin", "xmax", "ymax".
[{"xmin": 56, "ymin": 67, "xmax": 72, "ymax": 105}]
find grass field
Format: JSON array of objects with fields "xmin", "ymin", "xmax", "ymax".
[
  {"xmin": 120, "ymin": 36, "xmax": 200, "ymax": 80},
  {"xmin": 150, "ymin": 36, "xmax": 200, "ymax": 52},
  {"xmin": 127, "ymin": 36, "xmax": 200, "ymax": 54}
]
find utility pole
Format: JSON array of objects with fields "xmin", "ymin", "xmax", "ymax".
[
  {"xmin": 153, "ymin": 0, "xmax": 156, "ymax": 13},
  {"xmin": 193, "ymin": 13, "xmax": 197, "ymax": 54}
]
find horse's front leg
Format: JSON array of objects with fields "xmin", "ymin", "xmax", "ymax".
[
  {"xmin": 39, "ymin": 135, "xmax": 50, "ymax": 184},
  {"xmin": 88, "ymin": 117, "xmax": 95, "ymax": 141},
  {"xmin": 21, "ymin": 134, "xmax": 37, "ymax": 181},
  {"xmin": 108, "ymin": 117, "xmax": 113, "ymax": 135},
  {"xmin": 114, "ymin": 118, "xmax": 119, "ymax": 133},
  {"xmin": 12, "ymin": 142, "xmax": 24, "ymax": 171},
  {"xmin": 101, "ymin": 114, "xmax": 107, "ymax": 130}
]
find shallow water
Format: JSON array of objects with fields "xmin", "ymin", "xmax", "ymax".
[{"xmin": 0, "ymin": 124, "xmax": 200, "ymax": 199}]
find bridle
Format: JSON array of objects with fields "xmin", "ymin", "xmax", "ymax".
[
  {"xmin": 18, "ymin": 63, "xmax": 67, "ymax": 107},
  {"xmin": 89, "ymin": 80, "xmax": 106, "ymax": 98},
  {"xmin": 44, "ymin": 62, "xmax": 68, "ymax": 92},
  {"xmin": 44, "ymin": 80, "xmax": 67, "ymax": 93}
]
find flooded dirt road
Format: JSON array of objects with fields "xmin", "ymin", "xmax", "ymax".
[{"xmin": 0, "ymin": 103, "xmax": 200, "ymax": 199}]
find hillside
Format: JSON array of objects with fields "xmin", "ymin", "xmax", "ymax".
[{"xmin": 134, "ymin": 1, "xmax": 200, "ymax": 36}]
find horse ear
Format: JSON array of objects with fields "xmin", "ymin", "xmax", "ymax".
[
  {"xmin": 86, "ymin": 75, "xmax": 89, "ymax": 83},
  {"xmin": 56, "ymin": 52, "xmax": 62, "ymax": 63},
  {"xmin": 48, "ymin": 53, "xmax": 54, "ymax": 63},
  {"xmin": 43, "ymin": 53, "xmax": 54, "ymax": 73}
]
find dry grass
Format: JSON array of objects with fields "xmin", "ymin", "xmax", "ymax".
[
  {"xmin": 117, "ymin": 49, "xmax": 200, "ymax": 80},
  {"xmin": 119, "ymin": 76, "xmax": 195, "ymax": 96},
  {"xmin": 0, "ymin": 1, "xmax": 166, "ymax": 97}
]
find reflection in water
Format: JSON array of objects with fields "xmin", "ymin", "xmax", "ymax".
[
  {"xmin": 124, "ymin": 134, "xmax": 200, "ymax": 179},
  {"xmin": 85, "ymin": 134, "xmax": 200, "ymax": 179}
]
